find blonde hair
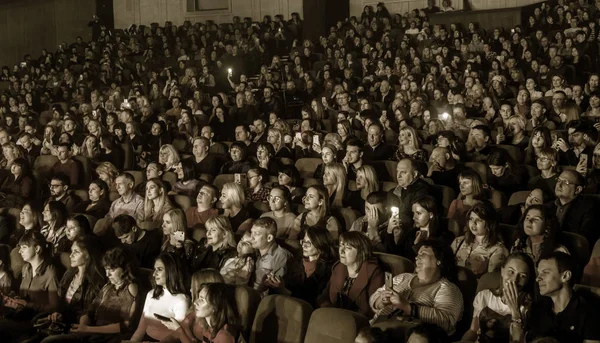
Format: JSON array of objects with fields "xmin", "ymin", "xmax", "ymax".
[
  {"xmin": 95, "ymin": 162, "xmax": 119, "ymax": 183},
  {"xmin": 357, "ymin": 165, "xmax": 380, "ymax": 199},
  {"xmin": 204, "ymin": 216, "xmax": 236, "ymax": 250},
  {"xmin": 399, "ymin": 126, "xmax": 421, "ymax": 151},
  {"xmin": 268, "ymin": 127, "xmax": 284, "ymax": 150},
  {"xmin": 144, "ymin": 178, "xmax": 172, "ymax": 221},
  {"xmin": 508, "ymin": 115, "xmax": 526, "ymax": 130},
  {"xmin": 159, "ymin": 144, "xmax": 181, "ymax": 168},
  {"xmin": 221, "ymin": 182, "xmax": 246, "ymax": 209},
  {"xmin": 324, "ymin": 162, "xmax": 347, "ymax": 208},
  {"xmin": 190, "ymin": 269, "xmax": 224, "ymax": 302}
]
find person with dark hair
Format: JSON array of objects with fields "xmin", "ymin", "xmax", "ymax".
[
  {"xmin": 41, "ymin": 200, "xmax": 70, "ymax": 254},
  {"xmin": 130, "ymin": 253, "xmax": 190, "ymax": 342},
  {"xmin": 51, "ymin": 143, "xmax": 81, "ymax": 187},
  {"xmin": 370, "ymin": 239, "xmax": 463, "ymax": 334},
  {"xmin": 511, "ymin": 205, "xmax": 568, "ymax": 263},
  {"xmin": 343, "ymin": 138, "xmax": 365, "ymax": 181},
  {"xmin": 190, "ymin": 137, "xmax": 219, "ymax": 178},
  {"xmin": 427, "ymin": 146, "xmax": 463, "ymax": 195},
  {"xmin": 113, "ymin": 214, "xmax": 162, "ymax": 269},
  {"xmin": 467, "ymin": 125, "xmax": 492, "ymax": 163},
  {"xmin": 277, "ymin": 164, "xmax": 305, "ymax": 204},
  {"xmin": 244, "ymin": 167, "xmax": 271, "ymax": 203},
  {"xmin": 171, "ymin": 158, "xmax": 203, "ymax": 198},
  {"xmin": 220, "ymin": 141, "xmax": 252, "ymax": 174},
  {"xmin": 185, "ymin": 184, "xmax": 220, "ymax": 235},
  {"xmin": 462, "ymin": 252, "xmax": 535, "ymax": 342},
  {"xmin": 47, "ymin": 174, "xmax": 80, "ymax": 214},
  {"xmin": 319, "ymin": 231, "xmax": 384, "ymax": 317},
  {"xmin": 73, "ymin": 179, "xmax": 111, "ymax": 219},
  {"xmin": 260, "ymin": 186, "xmax": 296, "ymax": 237},
  {"xmin": 451, "ymin": 201, "xmax": 509, "ymax": 277},
  {"xmin": 362, "ymin": 122, "xmax": 395, "ymax": 161},
  {"xmin": 98, "ymin": 134, "xmax": 124, "ymax": 170},
  {"xmin": 556, "ymin": 120, "xmax": 595, "ymax": 168},
  {"xmin": 349, "ymin": 190, "xmax": 389, "ymax": 250},
  {"xmin": 527, "ymin": 252, "xmax": 600, "ymax": 342},
  {"xmin": 487, "ymin": 148, "xmax": 525, "ymax": 197},
  {"xmin": 406, "ymin": 323, "xmax": 448, "ymax": 343},
  {"xmin": 0, "ymin": 157, "xmax": 34, "ymax": 207}
]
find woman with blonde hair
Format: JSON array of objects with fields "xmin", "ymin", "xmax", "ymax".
[
  {"xmin": 144, "ymin": 178, "xmax": 174, "ymax": 226},
  {"xmin": 323, "ymin": 162, "xmax": 347, "ymax": 209},
  {"xmin": 219, "ymin": 182, "xmax": 254, "ymax": 233},
  {"xmin": 161, "ymin": 208, "xmax": 194, "ymax": 262},
  {"xmin": 267, "ymin": 127, "xmax": 292, "ymax": 159},
  {"xmin": 345, "ymin": 165, "xmax": 380, "ymax": 214},
  {"xmin": 95, "ymin": 161, "xmax": 119, "ymax": 192},
  {"xmin": 394, "ymin": 126, "xmax": 427, "ymax": 162},
  {"xmin": 291, "ymin": 185, "xmax": 341, "ymax": 240},
  {"xmin": 496, "ymin": 115, "xmax": 529, "ymax": 150},
  {"xmin": 80, "ymin": 135, "xmax": 100, "ymax": 160},
  {"xmin": 158, "ymin": 144, "xmax": 181, "ymax": 172},
  {"xmin": 448, "ymin": 169, "xmax": 487, "ymax": 231},
  {"xmin": 0, "ymin": 141, "xmax": 24, "ymax": 170},
  {"xmin": 86, "ymin": 119, "xmax": 103, "ymax": 138},
  {"xmin": 191, "ymin": 215, "xmax": 237, "ymax": 272}
]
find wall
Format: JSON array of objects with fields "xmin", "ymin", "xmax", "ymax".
[
  {"xmin": 0, "ymin": 0, "xmax": 95, "ymax": 67},
  {"xmin": 349, "ymin": 0, "xmax": 464, "ymax": 17},
  {"xmin": 468, "ymin": 0, "xmax": 543, "ymax": 10},
  {"xmin": 430, "ymin": 6, "xmax": 522, "ymax": 32},
  {"xmin": 113, "ymin": 0, "xmax": 303, "ymax": 28}
]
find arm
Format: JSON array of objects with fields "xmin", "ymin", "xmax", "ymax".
[
  {"xmin": 488, "ymin": 246, "xmax": 509, "ymax": 273},
  {"xmin": 416, "ymin": 281, "xmax": 464, "ymax": 333},
  {"xmin": 461, "ymin": 317, "xmax": 479, "ymax": 341},
  {"xmin": 288, "ymin": 215, "xmax": 302, "ymax": 240},
  {"xmin": 129, "ymin": 314, "xmax": 148, "ymax": 342}
]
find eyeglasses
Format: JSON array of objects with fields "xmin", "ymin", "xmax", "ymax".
[
  {"xmin": 536, "ymin": 156, "xmax": 552, "ymax": 162},
  {"xmin": 556, "ymin": 178, "xmax": 579, "ymax": 187},
  {"xmin": 267, "ymin": 195, "xmax": 282, "ymax": 202},
  {"xmin": 49, "ymin": 184, "xmax": 62, "ymax": 188}
]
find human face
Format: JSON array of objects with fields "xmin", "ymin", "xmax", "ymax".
[
  {"xmin": 57, "ymin": 146, "xmax": 69, "ymax": 162},
  {"xmin": 339, "ymin": 239, "xmax": 358, "ymax": 267},
  {"xmin": 65, "ymin": 219, "xmax": 82, "ymax": 241},
  {"xmin": 345, "ymin": 145, "xmax": 361, "ymax": 164},
  {"xmin": 301, "ymin": 234, "xmax": 319, "ymax": 259},
  {"xmin": 568, "ymin": 128, "xmax": 584, "ymax": 147},
  {"xmin": 555, "ymin": 172, "xmax": 580, "ymax": 200},
  {"xmin": 268, "ymin": 188, "xmax": 285, "ymax": 211},
  {"xmin": 257, "ymin": 145, "xmax": 269, "ymax": 161},
  {"xmin": 146, "ymin": 163, "xmax": 161, "ymax": 180},
  {"xmin": 206, "ymin": 224, "xmax": 226, "ymax": 247},
  {"xmin": 105, "ymin": 267, "xmax": 125, "ymax": 286},
  {"xmin": 235, "ymin": 127, "xmax": 249, "ymax": 141},
  {"xmin": 415, "ymin": 246, "xmax": 438, "ymax": 275},
  {"xmin": 525, "ymin": 189, "xmax": 544, "ymax": 208},
  {"xmin": 531, "ymin": 131, "xmax": 545, "ymax": 148},
  {"xmin": 396, "ymin": 160, "xmax": 416, "ymax": 188},
  {"xmin": 161, "ymin": 213, "xmax": 173, "ymax": 235},
  {"xmin": 10, "ymin": 163, "xmax": 21, "ymax": 177},
  {"xmin": 536, "ymin": 258, "xmax": 567, "ymax": 296},
  {"xmin": 322, "ymin": 168, "xmax": 336, "ymax": 186},
  {"xmin": 196, "ymin": 186, "xmax": 215, "ymax": 208},
  {"xmin": 253, "ymin": 120, "xmax": 266, "ymax": 135},
  {"xmin": 468, "ymin": 211, "xmax": 488, "ymax": 237},
  {"xmin": 412, "ymin": 203, "xmax": 432, "ymax": 229},
  {"xmin": 250, "ymin": 225, "xmax": 271, "ymax": 250},
  {"xmin": 437, "ymin": 136, "xmax": 449, "ymax": 148},
  {"xmin": 367, "ymin": 125, "xmax": 382, "ymax": 147},
  {"xmin": 88, "ymin": 182, "xmax": 104, "ymax": 202},
  {"xmin": 470, "ymin": 129, "xmax": 488, "ymax": 149},
  {"xmin": 49, "ymin": 179, "xmax": 65, "ymax": 198},
  {"xmin": 398, "ymin": 130, "xmax": 410, "ymax": 146},
  {"xmin": 175, "ymin": 162, "xmax": 184, "ymax": 179},
  {"xmin": 552, "ymin": 93, "xmax": 565, "ymax": 109},
  {"xmin": 115, "ymin": 176, "xmax": 131, "ymax": 196},
  {"xmin": 146, "ymin": 181, "xmax": 161, "ymax": 200},
  {"xmin": 19, "ymin": 205, "xmax": 33, "ymax": 227},
  {"xmin": 355, "ymin": 170, "xmax": 367, "ymax": 190},
  {"xmin": 69, "ymin": 242, "xmax": 88, "ymax": 267},
  {"xmin": 489, "ymin": 164, "xmax": 505, "ymax": 177},
  {"xmin": 19, "ymin": 243, "xmax": 37, "ymax": 262},
  {"xmin": 153, "ymin": 259, "xmax": 167, "ymax": 287},
  {"xmin": 151, "ymin": 123, "xmax": 162, "ymax": 136},
  {"xmin": 319, "ymin": 147, "xmax": 334, "ymax": 164},
  {"xmin": 302, "ymin": 188, "xmax": 322, "ymax": 210},
  {"xmin": 536, "ymin": 154, "xmax": 555, "ymax": 171},
  {"xmin": 501, "ymin": 257, "xmax": 530, "ymax": 292},
  {"xmin": 277, "ymin": 172, "xmax": 291, "ymax": 187},
  {"xmin": 230, "ymin": 147, "xmax": 242, "ymax": 162},
  {"xmin": 194, "ymin": 288, "xmax": 215, "ymax": 318},
  {"xmin": 523, "ymin": 208, "xmax": 545, "ymax": 237}
]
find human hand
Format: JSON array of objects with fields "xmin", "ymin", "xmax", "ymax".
[
  {"xmin": 70, "ymin": 324, "xmax": 89, "ymax": 333},
  {"xmin": 48, "ymin": 312, "xmax": 62, "ymax": 323},
  {"xmin": 556, "ymin": 138, "xmax": 569, "ymax": 152},
  {"xmin": 502, "ymin": 279, "xmax": 520, "ymax": 317},
  {"xmin": 382, "ymin": 290, "xmax": 409, "ymax": 313},
  {"xmin": 161, "ymin": 317, "xmax": 181, "ymax": 331},
  {"xmin": 4, "ymin": 297, "xmax": 26, "ymax": 309}
]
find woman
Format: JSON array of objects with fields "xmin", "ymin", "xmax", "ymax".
[
  {"xmin": 260, "ymin": 186, "xmax": 297, "ymax": 238},
  {"xmin": 291, "ymin": 185, "xmax": 341, "ymax": 240},
  {"xmin": 41, "ymin": 201, "xmax": 69, "ymax": 254},
  {"xmin": 143, "ymin": 178, "xmax": 174, "ymax": 226},
  {"xmin": 268, "ymin": 227, "xmax": 336, "ymax": 307},
  {"xmin": 313, "ymin": 143, "xmax": 338, "ymax": 180},
  {"xmin": 277, "ymin": 165, "xmax": 305, "ymax": 205},
  {"xmin": 461, "ymin": 253, "xmax": 535, "ymax": 342},
  {"xmin": 95, "ymin": 162, "xmax": 119, "ymax": 193},
  {"xmin": 344, "ymin": 165, "xmax": 379, "ymax": 215},
  {"xmin": 0, "ymin": 157, "xmax": 34, "ymax": 207},
  {"xmin": 256, "ymin": 143, "xmax": 281, "ymax": 176},
  {"xmin": 319, "ymin": 231, "xmax": 384, "ymax": 317},
  {"xmin": 336, "ymin": 120, "xmax": 355, "ymax": 145},
  {"xmin": 0, "ymin": 141, "xmax": 24, "ymax": 170},
  {"xmin": 0, "ymin": 231, "xmax": 59, "ymax": 341},
  {"xmin": 191, "ymin": 216, "xmax": 237, "ymax": 272},
  {"xmin": 161, "ymin": 209, "xmax": 195, "ymax": 263},
  {"xmin": 219, "ymin": 182, "xmax": 254, "ymax": 234},
  {"xmin": 511, "ymin": 205, "xmax": 569, "ymax": 263},
  {"xmin": 44, "ymin": 247, "xmax": 139, "ymax": 341},
  {"xmin": 98, "ymin": 135, "xmax": 124, "ymax": 170},
  {"xmin": 9, "ymin": 203, "xmax": 43, "ymax": 248},
  {"xmin": 80, "ymin": 135, "xmax": 100, "ymax": 160},
  {"xmin": 523, "ymin": 127, "xmax": 552, "ymax": 167},
  {"xmin": 73, "ymin": 179, "xmax": 111, "ymax": 219},
  {"xmin": 451, "ymin": 201, "xmax": 509, "ymax": 277},
  {"xmin": 130, "ymin": 253, "xmax": 190, "ymax": 342},
  {"xmin": 448, "ymin": 169, "xmax": 486, "ymax": 230},
  {"xmin": 267, "ymin": 127, "xmax": 292, "ymax": 159},
  {"xmin": 498, "ymin": 115, "xmax": 529, "ymax": 150},
  {"xmin": 393, "ymin": 126, "xmax": 427, "ymax": 162},
  {"xmin": 220, "ymin": 141, "xmax": 252, "ymax": 174},
  {"xmin": 158, "ymin": 144, "xmax": 181, "ymax": 172},
  {"xmin": 323, "ymin": 162, "xmax": 347, "ymax": 209},
  {"xmin": 64, "ymin": 215, "xmax": 94, "ymax": 243},
  {"xmin": 383, "ymin": 195, "xmax": 454, "ymax": 261},
  {"xmin": 527, "ymin": 148, "xmax": 559, "ymax": 196},
  {"xmin": 487, "ymin": 149, "xmax": 525, "ymax": 197},
  {"xmin": 171, "ymin": 159, "xmax": 202, "ymax": 198},
  {"xmin": 370, "ymin": 239, "xmax": 463, "ymax": 334},
  {"xmin": 161, "ymin": 283, "xmax": 240, "ymax": 343}
]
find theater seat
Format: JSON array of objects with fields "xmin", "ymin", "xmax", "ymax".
[
  {"xmin": 235, "ymin": 285, "xmax": 261, "ymax": 342},
  {"xmin": 214, "ymin": 174, "xmax": 235, "ymax": 190},
  {"xmin": 304, "ymin": 308, "xmax": 369, "ymax": 343},
  {"xmin": 295, "ymin": 158, "xmax": 322, "ymax": 179},
  {"xmin": 372, "ymin": 320, "xmax": 417, "ymax": 342},
  {"xmin": 173, "ymin": 195, "xmax": 194, "ymax": 211},
  {"xmin": 250, "ymin": 295, "xmax": 313, "ymax": 343},
  {"xmin": 508, "ymin": 190, "xmax": 529, "ymax": 206},
  {"xmin": 476, "ymin": 271, "xmax": 501, "ymax": 293},
  {"xmin": 375, "ymin": 252, "xmax": 414, "ymax": 275},
  {"xmin": 560, "ymin": 231, "xmax": 590, "ymax": 269}
]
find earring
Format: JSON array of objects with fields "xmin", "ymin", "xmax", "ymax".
[{"xmin": 436, "ymin": 261, "xmax": 441, "ymax": 266}]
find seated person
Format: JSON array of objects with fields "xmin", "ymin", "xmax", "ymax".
[
  {"xmin": 191, "ymin": 216, "xmax": 237, "ymax": 273},
  {"xmin": 244, "ymin": 168, "xmax": 271, "ymax": 203},
  {"xmin": 190, "ymin": 137, "xmax": 219, "ymax": 178},
  {"xmin": 73, "ymin": 179, "xmax": 111, "ymax": 219},
  {"xmin": 51, "ymin": 143, "xmax": 82, "ymax": 188},
  {"xmin": 170, "ymin": 158, "xmax": 204, "ymax": 198},
  {"xmin": 448, "ymin": 169, "xmax": 486, "ymax": 230},
  {"xmin": 388, "ymin": 158, "xmax": 431, "ymax": 228},
  {"xmin": 107, "ymin": 173, "xmax": 144, "ymax": 223},
  {"xmin": 47, "ymin": 174, "xmax": 80, "ymax": 214},
  {"xmin": 370, "ymin": 239, "xmax": 463, "ymax": 335},
  {"xmin": 527, "ymin": 147, "xmax": 559, "ymax": 196},
  {"xmin": 291, "ymin": 185, "xmax": 341, "ymax": 240},
  {"xmin": 349, "ymin": 191, "xmax": 390, "ymax": 251},
  {"xmin": 487, "ymin": 149, "xmax": 525, "ymax": 198},
  {"xmin": 113, "ymin": 214, "xmax": 162, "ymax": 269},
  {"xmin": 0, "ymin": 157, "xmax": 34, "ymax": 207},
  {"xmin": 344, "ymin": 165, "xmax": 380, "ymax": 215},
  {"xmin": 427, "ymin": 146, "xmax": 462, "ymax": 195},
  {"xmin": 220, "ymin": 141, "xmax": 252, "ymax": 174},
  {"xmin": 260, "ymin": 186, "xmax": 297, "ymax": 238},
  {"xmin": 219, "ymin": 182, "xmax": 255, "ymax": 234},
  {"xmin": 185, "ymin": 184, "xmax": 220, "ymax": 239}
]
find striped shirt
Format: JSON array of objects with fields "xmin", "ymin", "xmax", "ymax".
[{"xmin": 369, "ymin": 273, "xmax": 463, "ymax": 334}]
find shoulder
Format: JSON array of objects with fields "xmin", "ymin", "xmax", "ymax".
[{"xmin": 128, "ymin": 282, "xmax": 139, "ymax": 297}]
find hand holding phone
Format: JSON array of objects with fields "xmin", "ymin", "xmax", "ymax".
[
  {"xmin": 385, "ymin": 272, "xmax": 393, "ymax": 290},
  {"xmin": 173, "ymin": 231, "xmax": 185, "ymax": 242}
]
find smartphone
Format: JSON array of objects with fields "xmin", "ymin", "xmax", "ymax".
[
  {"xmin": 313, "ymin": 135, "xmax": 320, "ymax": 146},
  {"xmin": 580, "ymin": 153, "xmax": 589, "ymax": 166},
  {"xmin": 295, "ymin": 132, "xmax": 302, "ymax": 141},
  {"xmin": 228, "ymin": 68, "xmax": 233, "ymax": 76},
  {"xmin": 173, "ymin": 231, "xmax": 185, "ymax": 242},
  {"xmin": 385, "ymin": 272, "xmax": 393, "ymax": 290},
  {"xmin": 20, "ymin": 62, "xmax": 26, "ymax": 68},
  {"xmin": 391, "ymin": 206, "xmax": 399, "ymax": 216},
  {"xmin": 234, "ymin": 173, "xmax": 247, "ymax": 187},
  {"xmin": 154, "ymin": 313, "xmax": 170, "ymax": 321}
]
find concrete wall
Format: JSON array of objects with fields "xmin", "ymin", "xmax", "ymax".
[{"xmin": 113, "ymin": 0, "xmax": 303, "ymax": 28}]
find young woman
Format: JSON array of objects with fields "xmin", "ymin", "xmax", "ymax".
[
  {"xmin": 220, "ymin": 142, "xmax": 252, "ymax": 174},
  {"xmin": 256, "ymin": 143, "xmax": 281, "ymax": 176},
  {"xmin": 219, "ymin": 231, "xmax": 256, "ymax": 286},
  {"xmin": 498, "ymin": 115, "xmax": 529, "ymax": 150},
  {"xmin": 462, "ymin": 253, "xmax": 535, "ymax": 342},
  {"xmin": 319, "ymin": 231, "xmax": 384, "ymax": 317},
  {"xmin": 64, "ymin": 215, "xmax": 94, "ymax": 243},
  {"xmin": 41, "ymin": 200, "xmax": 69, "ymax": 254},
  {"xmin": 161, "ymin": 209, "xmax": 194, "ymax": 263},
  {"xmin": 98, "ymin": 135, "xmax": 124, "ymax": 170},
  {"xmin": 344, "ymin": 165, "xmax": 380, "ymax": 215},
  {"xmin": 487, "ymin": 149, "xmax": 525, "ymax": 197},
  {"xmin": 266, "ymin": 127, "xmax": 292, "ymax": 159},
  {"xmin": 523, "ymin": 127, "xmax": 552, "ymax": 167},
  {"xmin": 0, "ymin": 245, "xmax": 14, "ymax": 295},
  {"xmin": 322, "ymin": 162, "xmax": 347, "ymax": 209},
  {"xmin": 527, "ymin": 148, "xmax": 559, "ymax": 196},
  {"xmin": 448, "ymin": 169, "xmax": 486, "ymax": 230},
  {"xmin": 161, "ymin": 283, "xmax": 240, "ymax": 343},
  {"xmin": 95, "ymin": 161, "xmax": 119, "ymax": 193},
  {"xmin": 219, "ymin": 182, "xmax": 254, "ymax": 233},
  {"xmin": 260, "ymin": 186, "xmax": 297, "ymax": 238},
  {"xmin": 130, "ymin": 253, "xmax": 190, "ymax": 342},
  {"xmin": 73, "ymin": 179, "xmax": 111, "ymax": 219},
  {"xmin": 393, "ymin": 126, "xmax": 427, "ymax": 162},
  {"xmin": 143, "ymin": 178, "xmax": 174, "ymax": 226},
  {"xmin": 313, "ymin": 144, "xmax": 338, "ymax": 180},
  {"xmin": 171, "ymin": 159, "xmax": 202, "ymax": 198},
  {"xmin": 0, "ymin": 157, "xmax": 34, "ymax": 207},
  {"xmin": 277, "ymin": 165, "xmax": 305, "ymax": 205},
  {"xmin": 8, "ymin": 203, "xmax": 43, "ymax": 248},
  {"xmin": 451, "ymin": 201, "xmax": 509, "ymax": 277},
  {"xmin": 511, "ymin": 205, "xmax": 569, "ymax": 263},
  {"xmin": 191, "ymin": 216, "xmax": 237, "ymax": 272},
  {"xmin": 291, "ymin": 185, "xmax": 341, "ymax": 240},
  {"xmin": 158, "ymin": 144, "xmax": 181, "ymax": 172}
]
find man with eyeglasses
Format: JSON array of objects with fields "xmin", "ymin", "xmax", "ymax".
[
  {"xmin": 185, "ymin": 184, "xmax": 219, "ymax": 235},
  {"xmin": 244, "ymin": 168, "xmax": 271, "ymax": 203},
  {"xmin": 47, "ymin": 173, "xmax": 80, "ymax": 214},
  {"xmin": 547, "ymin": 170, "xmax": 598, "ymax": 245}
]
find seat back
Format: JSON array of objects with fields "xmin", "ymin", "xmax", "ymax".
[
  {"xmin": 214, "ymin": 174, "xmax": 235, "ymax": 190},
  {"xmin": 476, "ymin": 271, "xmax": 502, "ymax": 293},
  {"xmin": 370, "ymin": 160, "xmax": 398, "ymax": 183},
  {"xmin": 33, "ymin": 155, "xmax": 59, "ymax": 181},
  {"xmin": 304, "ymin": 308, "xmax": 369, "ymax": 343},
  {"xmin": 372, "ymin": 320, "xmax": 417, "ymax": 342},
  {"xmin": 72, "ymin": 155, "xmax": 93, "ymax": 186},
  {"xmin": 497, "ymin": 224, "xmax": 518, "ymax": 248},
  {"xmin": 124, "ymin": 170, "xmax": 145, "ymax": 188},
  {"xmin": 488, "ymin": 189, "xmax": 505, "ymax": 209},
  {"xmin": 174, "ymin": 195, "xmax": 194, "ymax": 211},
  {"xmin": 332, "ymin": 208, "xmax": 359, "ymax": 233},
  {"xmin": 302, "ymin": 177, "xmax": 320, "ymax": 188},
  {"xmin": 375, "ymin": 252, "xmax": 415, "ymax": 275},
  {"xmin": 74, "ymin": 189, "xmax": 89, "ymax": 202},
  {"xmin": 10, "ymin": 246, "xmax": 24, "ymax": 279},
  {"xmin": 162, "ymin": 171, "xmax": 178, "ymax": 188},
  {"xmin": 456, "ymin": 266, "xmax": 478, "ymax": 338},
  {"xmin": 430, "ymin": 184, "xmax": 455, "ymax": 216},
  {"xmin": 560, "ymin": 231, "xmax": 591, "ymax": 269},
  {"xmin": 508, "ymin": 190, "xmax": 530, "ymax": 206},
  {"xmin": 295, "ymin": 158, "xmax": 322, "ymax": 179},
  {"xmin": 250, "ymin": 295, "xmax": 313, "ymax": 343},
  {"xmin": 494, "ymin": 144, "xmax": 523, "ymax": 163},
  {"xmin": 235, "ymin": 285, "xmax": 261, "ymax": 342}
]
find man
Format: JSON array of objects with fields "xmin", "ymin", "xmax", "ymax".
[
  {"xmin": 51, "ymin": 143, "xmax": 82, "ymax": 188},
  {"xmin": 17, "ymin": 133, "xmax": 40, "ymax": 166},
  {"xmin": 376, "ymin": 80, "xmax": 393, "ymax": 108},
  {"xmin": 200, "ymin": 125, "xmax": 227, "ymax": 156},
  {"xmin": 547, "ymin": 90, "xmax": 569, "ymax": 125},
  {"xmin": 252, "ymin": 118, "xmax": 268, "ymax": 144},
  {"xmin": 165, "ymin": 96, "xmax": 183, "ymax": 119},
  {"xmin": 235, "ymin": 124, "xmax": 258, "ymax": 157},
  {"xmin": 466, "ymin": 125, "xmax": 492, "ymax": 163},
  {"xmin": 362, "ymin": 123, "xmax": 395, "ymax": 162},
  {"xmin": 527, "ymin": 252, "xmax": 600, "ymax": 342},
  {"xmin": 349, "ymin": 191, "xmax": 389, "ymax": 250},
  {"xmin": 526, "ymin": 100, "xmax": 558, "ymax": 132},
  {"xmin": 47, "ymin": 174, "xmax": 80, "ymax": 213},
  {"xmin": 343, "ymin": 138, "xmax": 364, "ymax": 181},
  {"xmin": 113, "ymin": 214, "xmax": 162, "ymax": 269},
  {"xmin": 192, "ymin": 137, "xmax": 219, "ymax": 178},
  {"xmin": 556, "ymin": 120, "xmax": 595, "ymax": 168},
  {"xmin": 388, "ymin": 159, "xmax": 430, "ymax": 228},
  {"xmin": 428, "ymin": 146, "xmax": 462, "ymax": 195},
  {"xmin": 250, "ymin": 218, "xmax": 295, "ymax": 295},
  {"xmin": 548, "ymin": 169, "xmax": 598, "ymax": 244},
  {"xmin": 185, "ymin": 184, "xmax": 219, "ymax": 234},
  {"xmin": 62, "ymin": 116, "xmax": 84, "ymax": 146},
  {"xmin": 230, "ymin": 92, "xmax": 259, "ymax": 126},
  {"xmin": 260, "ymin": 87, "xmax": 282, "ymax": 117},
  {"xmin": 107, "ymin": 173, "xmax": 144, "ymax": 223},
  {"xmin": 245, "ymin": 168, "xmax": 271, "ymax": 203}
]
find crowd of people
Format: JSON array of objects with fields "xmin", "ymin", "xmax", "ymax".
[{"xmin": 1, "ymin": 0, "xmax": 600, "ymax": 342}]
